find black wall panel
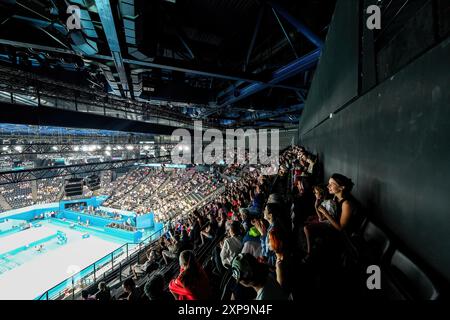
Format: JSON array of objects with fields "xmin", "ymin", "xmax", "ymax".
[
  {"xmin": 300, "ymin": 38, "xmax": 450, "ymax": 282},
  {"xmin": 299, "ymin": 0, "xmax": 359, "ymax": 135},
  {"xmin": 377, "ymin": 1, "xmax": 435, "ymax": 82}
]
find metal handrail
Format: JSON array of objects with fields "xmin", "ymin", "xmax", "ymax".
[{"xmin": 37, "ymin": 225, "xmax": 166, "ymax": 300}]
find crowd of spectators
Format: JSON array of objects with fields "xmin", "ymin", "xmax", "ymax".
[
  {"xmin": 36, "ymin": 178, "xmax": 63, "ymax": 203},
  {"xmin": 0, "ymin": 181, "xmax": 34, "ymax": 209},
  {"xmin": 98, "ymin": 145, "xmax": 364, "ymax": 302},
  {"xmin": 102, "ymin": 167, "xmax": 151, "ymax": 208},
  {"xmin": 69, "ymin": 205, "xmax": 123, "ymax": 221},
  {"xmin": 100, "ymin": 167, "xmax": 223, "ymax": 221},
  {"xmin": 107, "ymin": 222, "xmax": 136, "ymax": 232}
]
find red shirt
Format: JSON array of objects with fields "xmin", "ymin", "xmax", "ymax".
[{"xmin": 168, "ymin": 267, "xmax": 211, "ymax": 300}]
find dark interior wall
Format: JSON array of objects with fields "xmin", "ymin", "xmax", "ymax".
[
  {"xmin": 299, "ymin": 0, "xmax": 450, "ymax": 283},
  {"xmin": 299, "ymin": 0, "xmax": 359, "ymax": 134}
]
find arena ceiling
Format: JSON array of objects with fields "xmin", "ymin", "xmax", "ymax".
[{"xmin": 0, "ymin": 0, "xmax": 336, "ymax": 130}]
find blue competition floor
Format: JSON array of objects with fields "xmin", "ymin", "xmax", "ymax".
[{"xmin": 0, "ymin": 215, "xmax": 160, "ymax": 299}]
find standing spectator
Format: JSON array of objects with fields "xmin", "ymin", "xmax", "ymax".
[{"xmin": 220, "ymin": 221, "xmax": 243, "ymax": 269}]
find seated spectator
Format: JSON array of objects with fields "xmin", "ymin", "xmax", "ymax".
[
  {"xmin": 81, "ymin": 290, "xmax": 95, "ymax": 300},
  {"xmin": 303, "ymin": 174, "xmax": 362, "ymax": 262},
  {"xmin": 95, "ymin": 282, "xmax": 111, "ymax": 301},
  {"xmin": 144, "ymin": 274, "xmax": 174, "ymax": 301},
  {"xmin": 303, "ymin": 185, "xmax": 337, "ymax": 257},
  {"xmin": 291, "ymin": 177, "xmax": 315, "ymax": 232},
  {"xmin": 231, "ymin": 253, "xmax": 288, "ymax": 300},
  {"xmin": 121, "ymin": 278, "xmax": 141, "ymax": 301},
  {"xmin": 168, "ymin": 250, "xmax": 211, "ymax": 300},
  {"xmin": 200, "ymin": 223, "xmax": 215, "ymax": 245},
  {"xmin": 268, "ymin": 227, "xmax": 293, "ymax": 294},
  {"xmin": 324, "ymin": 174, "xmax": 361, "ymax": 234},
  {"xmin": 132, "ymin": 249, "xmax": 159, "ymax": 278},
  {"xmin": 162, "ymin": 234, "xmax": 182, "ymax": 265}
]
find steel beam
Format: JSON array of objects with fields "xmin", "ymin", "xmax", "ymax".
[
  {"xmin": 0, "ymin": 102, "xmax": 184, "ymax": 136},
  {"xmin": 271, "ymin": 8, "xmax": 298, "ymax": 58},
  {"xmin": 218, "ymin": 48, "xmax": 321, "ymax": 107},
  {"xmin": 95, "ymin": 0, "xmax": 131, "ymax": 97},
  {"xmin": 0, "ymin": 142, "xmax": 176, "ymax": 157},
  {"xmin": 0, "ymin": 156, "xmax": 170, "ymax": 186},
  {"xmin": 226, "ymin": 104, "xmax": 304, "ymax": 126},
  {"xmin": 0, "ymin": 39, "xmax": 302, "ymax": 91},
  {"xmin": 244, "ymin": 5, "xmax": 265, "ymax": 72},
  {"xmin": 268, "ymin": 1, "xmax": 324, "ymax": 48}
]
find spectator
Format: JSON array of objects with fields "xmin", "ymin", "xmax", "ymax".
[
  {"xmin": 241, "ymin": 226, "xmax": 263, "ymax": 259},
  {"xmin": 324, "ymin": 174, "xmax": 361, "ymax": 234},
  {"xmin": 121, "ymin": 278, "xmax": 141, "ymax": 301},
  {"xmin": 303, "ymin": 185, "xmax": 336, "ymax": 258},
  {"xmin": 169, "ymin": 250, "xmax": 211, "ymax": 300},
  {"xmin": 81, "ymin": 290, "xmax": 95, "ymax": 300},
  {"xmin": 162, "ymin": 234, "xmax": 182, "ymax": 265},
  {"xmin": 231, "ymin": 253, "xmax": 288, "ymax": 300},
  {"xmin": 95, "ymin": 282, "xmax": 111, "ymax": 301},
  {"xmin": 253, "ymin": 203, "xmax": 287, "ymax": 266},
  {"xmin": 132, "ymin": 249, "xmax": 159, "ymax": 278},
  {"xmin": 144, "ymin": 274, "xmax": 174, "ymax": 301},
  {"xmin": 220, "ymin": 221, "xmax": 243, "ymax": 268},
  {"xmin": 268, "ymin": 227, "xmax": 293, "ymax": 294},
  {"xmin": 239, "ymin": 208, "xmax": 251, "ymax": 233}
]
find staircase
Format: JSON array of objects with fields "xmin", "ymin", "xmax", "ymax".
[
  {"xmin": 107, "ymin": 169, "xmax": 151, "ymax": 209},
  {"xmin": 57, "ymin": 186, "xmax": 65, "ymax": 201},
  {"xmin": 0, "ymin": 193, "xmax": 11, "ymax": 211},
  {"xmin": 31, "ymin": 180, "xmax": 38, "ymax": 202},
  {"xmin": 187, "ymin": 185, "xmax": 226, "ymax": 214}
]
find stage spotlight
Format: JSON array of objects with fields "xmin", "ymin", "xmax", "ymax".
[
  {"xmin": 52, "ymin": 146, "xmax": 58, "ymax": 151},
  {"xmin": 73, "ymin": 146, "xmax": 80, "ymax": 151},
  {"xmin": 126, "ymin": 145, "xmax": 134, "ymax": 150},
  {"xmin": 14, "ymin": 146, "xmax": 23, "ymax": 152}
]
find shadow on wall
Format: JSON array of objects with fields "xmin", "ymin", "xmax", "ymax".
[{"xmin": 361, "ymin": 178, "xmax": 382, "ymax": 220}]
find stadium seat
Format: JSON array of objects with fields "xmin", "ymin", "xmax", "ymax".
[
  {"xmin": 383, "ymin": 249, "xmax": 440, "ymax": 300},
  {"xmin": 360, "ymin": 221, "xmax": 391, "ymax": 264}
]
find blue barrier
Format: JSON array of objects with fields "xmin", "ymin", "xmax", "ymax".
[
  {"xmin": 103, "ymin": 227, "xmax": 142, "ymax": 243},
  {"xmin": 136, "ymin": 213, "xmax": 154, "ymax": 229},
  {"xmin": 60, "ymin": 210, "xmax": 124, "ymax": 228}
]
